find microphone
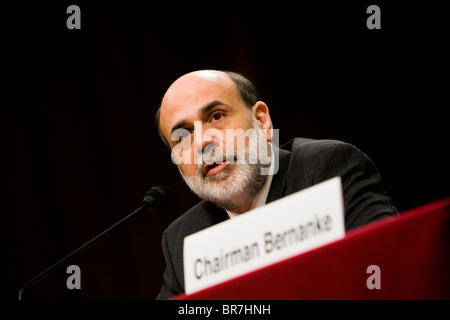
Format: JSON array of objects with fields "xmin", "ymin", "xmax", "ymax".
[
  {"xmin": 18, "ymin": 185, "xmax": 171, "ymax": 300},
  {"xmin": 142, "ymin": 185, "xmax": 171, "ymax": 210}
]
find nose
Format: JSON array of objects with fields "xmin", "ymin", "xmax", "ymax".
[
  {"xmin": 193, "ymin": 122, "xmax": 219, "ymax": 155},
  {"xmin": 195, "ymin": 130, "xmax": 215, "ymax": 153}
]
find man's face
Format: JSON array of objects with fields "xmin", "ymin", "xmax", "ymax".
[
  {"xmin": 160, "ymin": 71, "xmax": 256, "ymax": 176},
  {"xmin": 159, "ymin": 70, "xmax": 272, "ymax": 212}
]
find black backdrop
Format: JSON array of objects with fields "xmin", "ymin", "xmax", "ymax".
[{"xmin": 1, "ymin": 1, "xmax": 448, "ymax": 299}]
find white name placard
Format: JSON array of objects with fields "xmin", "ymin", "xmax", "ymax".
[{"xmin": 183, "ymin": 176, "xmax": 345, "ymax": 294}]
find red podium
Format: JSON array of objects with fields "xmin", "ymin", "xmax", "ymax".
[{"xmin": 174, "ymin": 197, "xmax": 450, "ymax": 299}]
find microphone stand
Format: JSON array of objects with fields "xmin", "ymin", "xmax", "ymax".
[{"xmin": 18, "ymin": 186, "xmax": 170, "ymax": 300}]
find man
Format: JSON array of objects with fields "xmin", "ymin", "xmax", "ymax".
[{"xmin": 155, "ymin": 70, "xmax": 397, "ymax": 299}]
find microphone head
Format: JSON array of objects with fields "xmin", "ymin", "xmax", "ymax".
[{"xmin": 142, "ymin": 185, "xmax": 171, "ymax": 210}]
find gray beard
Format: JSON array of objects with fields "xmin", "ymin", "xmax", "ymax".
[{"xmin": 179, "ymin": 124, "xmax": 270, "ymax": 213}]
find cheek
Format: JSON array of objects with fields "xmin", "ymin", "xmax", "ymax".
[
  {"xmin": 179, "ymin": 162, "xmax": 198, "ymax": 177},
  {"xmin": 223, "ymin": 120, "xmax": 255, "ymax": 151},
  {"xmin": 171, "ymin": 141, "xmax": 197, "ymax": 165}
]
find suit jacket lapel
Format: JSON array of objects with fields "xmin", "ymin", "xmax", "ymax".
[
  {"xmin": 266, "ymin": 147, "xmax": 291, "ymax": 204},
  {"xmin": 203, "ymin": 201, "xmax": 229, "ymax": 224}
]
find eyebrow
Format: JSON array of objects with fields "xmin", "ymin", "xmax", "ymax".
[{"xmin": 170, "ymin": 100, "xmax": 227, "ymax": 136}]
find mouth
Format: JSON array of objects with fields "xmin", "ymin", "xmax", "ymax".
[{"xmin": 203, "ymin": 161, "xmax": 229, "ymax": 177}]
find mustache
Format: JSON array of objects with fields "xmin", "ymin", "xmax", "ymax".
[{"xmin": 196, "ymin": 142, "xmax": 239, "ymax": 177}]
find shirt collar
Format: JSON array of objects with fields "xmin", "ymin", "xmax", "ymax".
[{"xmin": 226, "ymin": 145, "xmax": 275, "ymax": 218}]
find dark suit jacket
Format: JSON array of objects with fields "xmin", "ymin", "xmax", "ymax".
[{"xmin": 156, "ymin": 138, "xmax": 398, "ymax": 299}]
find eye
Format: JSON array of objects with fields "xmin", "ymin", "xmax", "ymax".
[
  {"xmin": 210, "ymin": 111, "xmax": 223, "ymax": 122},
  {"xmin": 171, "ymin": 128, "xmax": 191, "ymax": 144}
]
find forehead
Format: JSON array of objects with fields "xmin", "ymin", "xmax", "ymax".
[{"xmin": 160, "ymin": 71, "xmax": 242, "ymax": 134}]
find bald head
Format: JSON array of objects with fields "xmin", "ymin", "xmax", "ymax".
[
  {"xmin": 163, "ymin": 70, "xmax": 235, "ymax": 105},
  {"xmin": 155, "ymin": 70, "xmax": 260, "ymax": 147}
]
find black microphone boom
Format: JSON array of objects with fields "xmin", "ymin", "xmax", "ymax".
[{"xmin": 18, "ymin": 185, "xmax": 171, "ymax": 300}]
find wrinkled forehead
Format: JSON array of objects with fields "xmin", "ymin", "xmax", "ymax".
[{"xmin": 159, "ymin": 71, "xmax": 242, "ymax": 136}]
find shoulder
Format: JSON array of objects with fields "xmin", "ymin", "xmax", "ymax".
[
  {"xmin": 163, "ymin": 201, "xmax": 208, "ymax": 237},
  {"xmin": 283, "ymin": 137, "xmax": 365, "ymax": 170},
  {"xmin": 284, "ymin": 137, "xmax": 358, "ymax": 156},
  {"xmin": 280, "ymin": 137, "xmax": 374, "ymax": 189},
  {"xmin": 163, "ymin": 200, "xmax": 228, "ymax": 242}
]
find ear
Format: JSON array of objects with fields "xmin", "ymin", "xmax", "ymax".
[{"xmin": 251, "ymin": 101, "xmax": 273, "ymax": 141}]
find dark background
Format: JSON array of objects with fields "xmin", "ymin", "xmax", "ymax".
[{"xmin": 1, "ymin": 1, "xmax": 448, "ymax": 299}]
